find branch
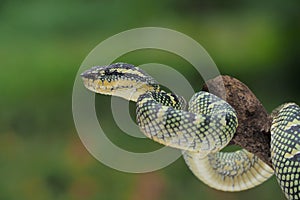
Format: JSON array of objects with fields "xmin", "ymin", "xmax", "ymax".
[{"xmin": 202, "ymin": 75, "xmax": 273, "ymax": 168}]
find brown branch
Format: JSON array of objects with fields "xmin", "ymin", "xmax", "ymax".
[{"xmin": 202, "ymin": 75, "xmax": 273, "ymax": 168}]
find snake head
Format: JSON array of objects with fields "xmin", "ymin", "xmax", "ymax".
[{"xmin": 80, "ymin": 62, "xmax": 159, "ymax": 101}]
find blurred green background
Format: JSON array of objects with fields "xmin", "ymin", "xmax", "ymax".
[{"xmin": 1, "ymin": 0, "xmax": 299, "ymax": 199}]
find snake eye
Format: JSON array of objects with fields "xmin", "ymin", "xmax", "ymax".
[{"xmin": 104, "ymin": 69, "xmax": 124, "ymax": 77}]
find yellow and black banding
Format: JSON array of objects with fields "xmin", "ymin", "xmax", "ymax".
[
  {"xmin": 271, "ymin": 103, "xmax": 300, "ymax": 200},
  {"xmin": 81, "ymin": 63, "xmax": 299, "ymax": 197},
  {"xmin": 136, "ymin": 90, "xmax": 238, "ymax": 152},
  {"xmin": 182, "ymin": 92, "xmax": 273, "ymax": 192}
]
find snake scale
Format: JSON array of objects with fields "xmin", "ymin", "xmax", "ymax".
[{"xmin": 81, "ymin": 63, "xmax": 300, "ymax": 199}]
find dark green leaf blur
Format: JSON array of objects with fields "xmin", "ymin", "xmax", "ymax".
[{"xmin": 0, "ymin": 0, "xmax": 299, "ymax": 199}]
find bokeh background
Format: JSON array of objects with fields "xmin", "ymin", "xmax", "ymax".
[{"xmin": 1, "ymin": 0, "xmax": 299, "ymax": 199}]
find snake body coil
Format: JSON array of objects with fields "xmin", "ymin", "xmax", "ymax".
[
  {"xmin": 136, "ymin": 91, "xmax": 237, "ymax": 153},
  {"xmin": 81, "ymin": 63, "xmax": 299, "ymax": 199},
  {"xmin": 271, "ymin": 103, "xmax": 300, "ymax": 199}
]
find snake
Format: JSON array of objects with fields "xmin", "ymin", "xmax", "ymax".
[
  {"xmin": 81, "ymin": 62, "xmax": 299, "ymax": 199},
  {"xmin": 271, "ymin": 103, "xmax": 300, "ymax": 199}
]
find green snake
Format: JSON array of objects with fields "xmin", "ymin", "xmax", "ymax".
[{"xmin": 81, "ymin": 63, "xmax": 300, "ymax": 199}]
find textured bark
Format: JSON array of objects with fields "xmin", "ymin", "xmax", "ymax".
[{"xmin": 202, "ymin": 75, "xmax": 273, "ymax": 168}]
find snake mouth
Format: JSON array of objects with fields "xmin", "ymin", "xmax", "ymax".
[
  {"xmin": 81, "ymin": 77, "xmax": 111, "ymax": 92},
  {"xmin": 80, "ymin": 75, "xmax": 147, "ymax": 101}
]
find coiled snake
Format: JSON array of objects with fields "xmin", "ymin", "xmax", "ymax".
[{"xmin": 81, "ymin": 63, "xmax": 300, "ymax": 199}]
